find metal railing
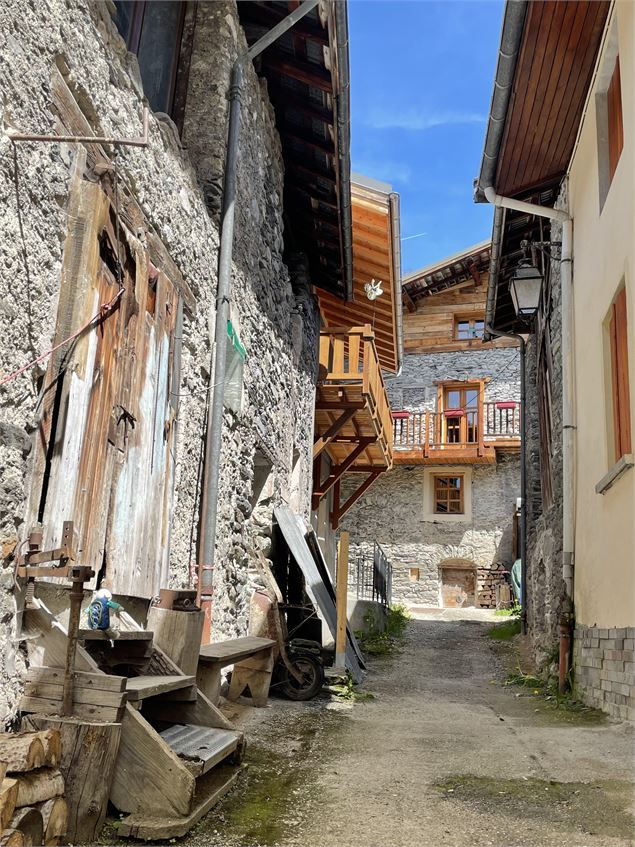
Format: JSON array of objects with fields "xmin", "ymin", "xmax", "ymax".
[{"xmin": 348, "ymin": 542, "xmax": 392, "ymax": 607}]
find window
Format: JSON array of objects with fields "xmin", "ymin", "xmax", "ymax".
[
  {"xmin": 434, "ymin": 475, "xmax": 464, "ymax": 514},
  {"xmin": 409, "ymin": 568, "xmax": 420, "ymax": 582},
  {"xmin": 442, "ymin": 383, "xmax": 480, "ymax": 444},
  {"xmin": 113, "ymin": 1, "xmax": 193, "ymax": 130},
  {"xmin": 607, "ymin": 57, "xmax": 623, "ymax": 184},
  {"xmin": 596, "ymin": 27, "xmax": 623, "ymax": 209},
  {"xmin": 455, "ymin": 317, "xmax": 485, "ymax": 340},
  {"xmin": 608, "ymin": 287, "xmax": 631, "ymax": 462}
]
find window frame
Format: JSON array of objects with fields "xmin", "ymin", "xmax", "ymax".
[
  {"xmin": 454, "ymin": 316, "xmax": 485, "ymax": 341},
  {"xmin": 433, "ymin": 474, "xmax": 465, "ymax": 515},
  {"xmin": 607, "ymin": 56, "xmax": 623, "ymax": 185},
  {"xmin": 608, "ymin": 286, "xmax": 631, "ymax": 463},
  {"xmin": 113, "ymin": 1, "xmax": 196, "ymax": 134}
]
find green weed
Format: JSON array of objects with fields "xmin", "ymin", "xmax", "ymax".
[{"xmin": 488, "ymin": 618, "xmax": 521, "ymax": 640}]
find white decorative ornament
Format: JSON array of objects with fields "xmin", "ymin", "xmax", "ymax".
[{"xmin": 364, "ymin": 279, "xmax": 384, "ymax": 301}]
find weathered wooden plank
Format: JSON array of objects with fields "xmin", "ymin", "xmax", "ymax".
[
  {"xmin": 198, "ymin": 637, "xmax": 276, "ymax": 665},
  {"xmin": 23, "ymin": 681, "xmax": 125, "ymax": 709},
  {"xmin": 117, "ymin": 766, "xmax": 240, "ymax": 840},
  {"xmin": 109, "ymin": 708, "xmax": 195, "ymax": 817},
  {"xmin": 26, "ymin": 667, "xmax": 126, "ymax": 693},
  {"xmin": 147, "ymin": 605, "xmax": 204, "ymax": 677},
  {"xmin": 125, "ymin": 675, "xmax": 195, "ymax": 702},
  {"xmin": 20, "ymin": 697, "xmax": 124, "ymax": 724}
]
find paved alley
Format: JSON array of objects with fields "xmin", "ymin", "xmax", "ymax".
[{"xmin": 195, "ymin": 614, "xmax": 635, "ymax": 847}]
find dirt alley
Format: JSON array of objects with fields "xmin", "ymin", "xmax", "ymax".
[{"xmin": 192, "ymin": 611, "xmax": 635, "ymax": 847}]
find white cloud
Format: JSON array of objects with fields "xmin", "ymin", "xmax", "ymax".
[{"xmin": 365, "ymin": 108, "xmax": 487, "ymax": 131}]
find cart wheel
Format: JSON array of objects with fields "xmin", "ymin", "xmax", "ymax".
[{"xmin": 280, "ymin": 655, "xmax": 325, "ymax": 701}]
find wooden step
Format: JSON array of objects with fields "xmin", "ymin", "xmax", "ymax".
[
  {"xmin": 199, "ymin": 636, "xmax": 275, "ymax": 666},
  {"xmin": 79, "ymin": 630, "xmax": 153, "ymax": 641},
  {"xmin": 125, "ymin": 675, "xmax": 196, "ymax": 702},
  {"xmin": 160, "ymin": 724, "xmax": 240, "ymax": 776},
  {"xmin": 117, "ymin": 765, "xmax": 240, "ymax": 840}
]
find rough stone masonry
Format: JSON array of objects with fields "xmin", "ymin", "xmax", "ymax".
[
  {"xmin": 342, "ymin": 347, "xmax": 521, "ymax": 607},
  {"xmin": 0, "ymin": 0, "xmax": 319, "ymax": 721}
]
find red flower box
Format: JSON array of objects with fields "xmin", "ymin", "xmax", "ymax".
[
  {"xmin": 495, "ymin": 401, "xmax": 518, "ymax": 410},
  {"xmin": 443, "ymin": 408, "xmax": 465, "ymax": 417},
  {"xmin": 391, "ymin": 411, "xmax": 410, "ymax": 419}
]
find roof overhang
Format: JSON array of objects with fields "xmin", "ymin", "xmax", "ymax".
[
  {"xmin": 317, "ymin": 176, "xmax": 403, "ymax": 373},
  {"xmin": 475, "ymin": 0, "xmax": 611, "ymax": 337},
  {"xmin": 238, "ymin": 1, "xmax": 353, "ymax": 300},
  {"xmin": 402, "ymin": 240, "xmax": 491, "ymax": 307}
]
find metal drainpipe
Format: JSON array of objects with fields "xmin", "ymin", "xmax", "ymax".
[
  {"xmin": 197, "ymin": 0, "xmax": 321, "ymax": 616},
  {"xmin": 486, "ymin": 324, "xmax": 527, "ymax": 634}
]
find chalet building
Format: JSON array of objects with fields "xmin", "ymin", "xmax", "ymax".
[
  {"xmin": 340, "ymin": 243, "xmax": 521, "ymax": 608},
  {"xmin": 0, "ymin": 0, "xmax": 354, "ymax": 723},
  {"xmin": 476, "ymin": 0, "xmax": 634, "ymax": 718}
]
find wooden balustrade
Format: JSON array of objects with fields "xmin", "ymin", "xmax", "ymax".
[
  {"xmin": 392, "ymin": 401, "xmax": 521, "ymax": 451},
  {"xmin": 318, "ymin": 326, "xmax": 393, "ymax": 456}
]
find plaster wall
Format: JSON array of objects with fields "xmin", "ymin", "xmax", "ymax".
[{"xmin": 568, "ymin": 2, "xmax": 635, "ymax": 629}]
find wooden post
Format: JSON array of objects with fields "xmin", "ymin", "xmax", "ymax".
[
  {"xmin": 22, "ymin": 715, "xmax": 121, "ymax": 844},
  {"xmin": 335, "ymin": 531, "xmax": 349, "ymax": 671},
  {"xmin": 146, "ymin": 607, "xmax": 205, "ymax": 676}
]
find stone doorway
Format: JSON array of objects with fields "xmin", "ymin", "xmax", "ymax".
[{"xmin": 439, "ymin": 561, "xmax": 476, "ymax": 608}]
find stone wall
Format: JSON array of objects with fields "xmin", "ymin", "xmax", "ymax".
[
  {"xmin": 523, "ymin": 205, "xmax": 566, "ymax": 669},
  {"xmin": 573, "ymin": 625, "xmax": 635, "ymax": 720},
  {"xmin": 341, "ymin": 347, "xmax": 521, "ymax": 608},
  {"xmin": 0, "ymin": 0, "xmax": 318, "ymax": 721},
  {"xmin": 385, "ymin": 347, "xmax": 521, "ymax": 410},
  {"xmin": 343, "ymin": 454, "xmax": 520, "ymax": 607}
]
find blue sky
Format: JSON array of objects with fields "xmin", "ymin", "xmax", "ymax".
[{"xmin": 348, "ymin": 0, "xmax": 504, "ymax": 274}]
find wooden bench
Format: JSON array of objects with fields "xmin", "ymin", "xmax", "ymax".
[{"xmin": 197, "ymin": 637, "xmax": 276, "ymax": 708}]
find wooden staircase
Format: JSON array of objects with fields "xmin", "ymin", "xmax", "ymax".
[{"xmin": 20, "ymin": 601, "xmax": 244, "ymax": 841}]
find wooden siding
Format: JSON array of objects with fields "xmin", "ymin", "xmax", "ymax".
[
  {"xmin": 402, "ymin": 273, "xmax": 517, "ymax": 354},
  {"xmin": 27, "ymin": 179, "xmax": 182, "ymax": 598},
  {"xmin": 496, "ymin": 0, "xmax": 611, "ymax": 197}
]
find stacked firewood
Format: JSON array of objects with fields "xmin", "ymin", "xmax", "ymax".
[{"xmin": 0, "ymin": 731, "xmax": 68, "ymax": 846}]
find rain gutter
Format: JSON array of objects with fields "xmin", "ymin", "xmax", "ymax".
[{"xmin": 334, "ymin": 1, "xmax": 354, "ymax": 301}]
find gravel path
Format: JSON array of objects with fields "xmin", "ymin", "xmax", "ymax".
[{"xmin": 192, "ymin": 612, "xmax": 635, "ymax": 847}]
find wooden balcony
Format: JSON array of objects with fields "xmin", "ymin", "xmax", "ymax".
[
  {"xmin": 392, "ymin": 402, "xmax": 521, "ymax": 465},
  {"xmin": 313, "ymin": 326, "xmax": 393, "ymax": 527}
]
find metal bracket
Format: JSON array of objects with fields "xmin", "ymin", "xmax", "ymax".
[{"xmin": 5, "ymin": 105, "xmax": 150, "ymax": 148}]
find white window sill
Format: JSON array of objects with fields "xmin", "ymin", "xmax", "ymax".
[{"xmin": 595, "ymin": 454, "xmax": 634, "ymax": 494}]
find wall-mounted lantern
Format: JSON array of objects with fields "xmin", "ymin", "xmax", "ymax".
[{"xmin": 509, "ymin": 260, "xmax": 543, "ymax": 320}]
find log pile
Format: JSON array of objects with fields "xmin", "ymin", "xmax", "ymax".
[{"xmin": 0, "ymin": 731, "xmax": 68, "ymax": 846}]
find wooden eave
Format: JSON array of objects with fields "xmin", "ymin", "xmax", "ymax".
[
  {"xmin": 238, "ymin": 1, "xmax": 351, "ymax": 299},
  {"xmin": 318, "ymin": 182, "xmax": 400, "ymax": 373},
  {"xmin": 402, "ymin": 242, "xmax": 491, "ymax": 307},
  {"xmin": 494, "ymin": 0, "xmax": 610, "ymax": 198}
]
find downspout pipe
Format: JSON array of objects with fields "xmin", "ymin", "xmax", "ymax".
[
  {"xmin": 481, "ymin": 184, "xmax": 575, "ymax": 641},
  {"xmin": 198, "ymin": 0, "xmax": 321, "ymax": 606}
]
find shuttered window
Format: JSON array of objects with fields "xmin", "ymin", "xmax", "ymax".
[
  {"xmin": 607, "ymin": 57, "xmax": 623, "ymax": 184},
  {"xmin": 608, "ymin": 287, "xmax": 631, "ymax": 461}
]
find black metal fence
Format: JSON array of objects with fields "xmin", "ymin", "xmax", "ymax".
[{"xmin": 348, "ymin": 542, "xmax": 392, "ymax": 607}]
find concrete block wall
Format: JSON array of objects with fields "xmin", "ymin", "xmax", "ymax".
[{"xmin": 574, "ymin": 625, "xmax": 635, "ymax": 720}]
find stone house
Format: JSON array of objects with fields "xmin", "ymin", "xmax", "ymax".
[
  {"xmin": 476, "ymin": 0, "xmax": 635, "ymax": 718},
  {"xmin": 0, "ymin": 0, "xmax": 352, "ymax": 721},
  {"xmin": 341, "ymin": 243, "xmax": 521, "ymax": 608}
]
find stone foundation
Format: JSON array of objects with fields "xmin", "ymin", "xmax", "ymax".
[{"xmin": 574, "ymin": 625, "xmax": 635, "ymax": 720}]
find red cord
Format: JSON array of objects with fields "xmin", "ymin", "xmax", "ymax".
[{"xmin": 0, "ymin": 288, "xmax": 124, "ymax": 389}]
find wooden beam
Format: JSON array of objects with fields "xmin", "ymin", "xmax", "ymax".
[
  {"xmin": 241, "ymin": 5, "xmax": 329, "ymax": 45},
  {"xmin": 402, "ymin": 288, "xmax": 416, "ymax": 313},
  {"xmin": 312, "ymin": 438, "xmax": 377, "ymax": 508},
  {"xmin": 262, "ymin": 55, "xmax": 332, "ymax": 92},
  {"xmin": 281, "ymin": 127, "xmax": 334, "ymax": 156},
  {"xmin": 313, "ymin": 408, "xmax": 356, "ymax": 458},
  {"xmin": 330, "ymin": 471, "xmax": 383, "ymax": 529}
]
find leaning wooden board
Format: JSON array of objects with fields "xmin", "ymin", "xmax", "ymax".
[{"xmin": 273, "ymin": 506, "xmax": 364, "ymax": 683}]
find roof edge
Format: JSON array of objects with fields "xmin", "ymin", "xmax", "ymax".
[
  {"xmin": 474, "ymin": 0, "xmax": 528, "ymax": 202},
  {"xmin": 403, "ymin": 239, "xmax": 491, "ymax": 285}
]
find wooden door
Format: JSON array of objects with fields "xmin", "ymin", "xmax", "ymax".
[
  {"xmin": 27, "ymin": 180, "xmax": 182, "ymax": 598},
  {"xmin": 440, "ymin": 567, "xmax": 475, "ymax": 608},
  {"xmin": 443, "ymin": 386, "xmax": 479, "ymax": 445}
]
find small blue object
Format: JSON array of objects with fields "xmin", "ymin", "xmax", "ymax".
[{"xmin": 87, "ymin": 597, "xmax": 110, "ymax": 630}]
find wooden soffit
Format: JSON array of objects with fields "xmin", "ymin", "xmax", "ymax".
[
  {"xmin": 317, "ymin": 178, "xmax": 401, "ymax": 373},
  {"xmin": 495, "ymin": 0, "xmax": 610, "ymax": 197}
]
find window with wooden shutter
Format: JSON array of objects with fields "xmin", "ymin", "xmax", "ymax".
[
  {"xmin": 607, "ymin": 57, "xmax": 623, "ymax": 184},
  {"xmin": 608, "ymin": 286, "xmax": 631, "ymax": 462}
]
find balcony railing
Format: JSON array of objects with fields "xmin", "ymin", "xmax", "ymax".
[
  {"xmin": 318, "ymin": 325, "xmax": 393, "ymax": 461},
  {"xmin": 393, "ymin": 401, "xmax": 521, "ymax": 453}
]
